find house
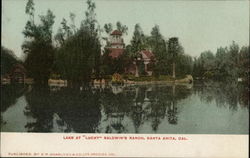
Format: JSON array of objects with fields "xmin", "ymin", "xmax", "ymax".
[
  {"xmin": 9, "ymin": 63, "xmax": 26, "ymax": 83},
  {"xmin": 126, "ymin": 50, "xmax": 155, "ymax": 76},
  {"xmin": 106, "ymin": 30, "xmax": 125, "ymax": 58},
  {"xmin": 105, "ymin": 30, "xmax": 155, "ymax": 76},
  {"xmin": 138, "ymin": 50, "xmax": 155, "ymax": 76}
]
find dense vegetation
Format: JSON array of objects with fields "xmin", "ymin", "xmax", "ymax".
[
  {"xmin": 1, "ymin": 47, "xmax": 20, "ymax": 76},
  {"xmin": 193, "ymin": 42, "xmax": 249, "ymax": 81},
  {"xmin": 1, "ymin": 0, "xmax": 248, "ymax": 87},
  {"xmin": 54, "ymin": 0, "xmax": 101, "ymax": 87},
  {"xmin": 22, "ymin": 0, "xmax": 55, "ymax": 86}
]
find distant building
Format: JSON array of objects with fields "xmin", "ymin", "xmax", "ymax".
[
  {"xmin": 106, "ymin": 30, "xmax": 125, "ymax": 58},
  {"xmin": 126, "ymin": 50, "xmax": 155, "ymax": 76},
  {"xmin": 105, "ymin": 30, "xmax": 155, "ymax": 76},
  {"xmin": 9, "ymin": 63, "xmax": 26, "ymax": 83},
  {"xmin": 138, "ymin": 50, "xmax": 155, "ymax": 76}
]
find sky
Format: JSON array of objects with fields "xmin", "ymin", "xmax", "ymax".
[{"xmin": 2, "ymin": 0, "xmax": 249, "ymax": 59}]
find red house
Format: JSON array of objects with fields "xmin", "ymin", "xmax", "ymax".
[{"xmin": 105, "ymin": 30, "xmax": 155, "ymax": 76}]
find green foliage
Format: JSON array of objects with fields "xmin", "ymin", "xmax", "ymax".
[
  {"xmin": 22, "ymin": 0, "xmax": 55, "ymax": 86},
  {"xmin": 104, "ymin": 23, "xmax": 113, "ymax": 34},
  {"xmin": 100, "ymin": 49, "xmax": 132, "ymax": 76},
  {"xmin": 55, "ymin": 0, "xmax": 101, "ymax": 87},
  {"xmin": 104, "ymin": 21, "xmax": 128, "ymax": 34},
  {"xmin": 1, "ymin": 47, "xmax": 20, "ymax": 75},
  {"xmin": 192, "ymin": 41, "xmax": 249, "ymax": 81},
  {"xmin": 175, "ymin": 54, "xmax": 193, "ymax": 78},
  {"xmin": 116, "ymin": 21, "xmax": 128, "ymax": 35},
  {"xmin": 147, "ymin": 25, "xmax": 169, "ymax": 75},
  {"xmin": 130, "ymin": 24, "xmax": 146, "ymax": 57}
]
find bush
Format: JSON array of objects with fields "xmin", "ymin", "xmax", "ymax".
[{"xmin": 111, "ymin": 73, "xmax": 124, "ymax": 84}]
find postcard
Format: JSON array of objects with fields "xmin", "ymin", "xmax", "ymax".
[{"xmin": 1, "ymin": 0, "xmax": 249, "ymax": 157}]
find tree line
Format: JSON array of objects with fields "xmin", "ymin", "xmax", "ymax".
[
  {"xmin": 1, "ymin": 47, "xmax": 21, "ymax": 76},
  {"xmin": 193, "ymin": 41, "xmax": 249, "ymax": 81},
  {"xmin": 2, "ymin": 0, "xmax": 248, "ymax": 87}
]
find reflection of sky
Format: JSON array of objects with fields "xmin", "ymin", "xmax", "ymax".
[
  {"xmin": 155, "ymin": 94, "xmax": 249, "ymax": 134},
  {"xmin": 2, "ymin": 0, "xmax": 249, "ymax": 59},
  {"xmin": 1, "ymin": 96, "xmax": 36, "ymax": 132}
]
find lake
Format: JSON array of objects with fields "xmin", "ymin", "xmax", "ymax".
[{"xmin": 1, "ymin": 81, "xmax": 249, "ymax": 134}]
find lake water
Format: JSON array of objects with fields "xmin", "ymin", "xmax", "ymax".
[{"xmin": 1, "ymin": 82, "xmax": 249, "ymax": 134}]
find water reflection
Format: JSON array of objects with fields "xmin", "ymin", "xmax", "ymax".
[{"xmin": 1, "ymin": 82, "xmax": 249, "ymax": 134}]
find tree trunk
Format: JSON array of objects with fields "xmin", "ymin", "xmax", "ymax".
[
  {"xmin": 172, "ymin": 62, "xmax": 176, "ymax": 79},
  {"xmin": 135, "ymin": 64, "xmax": 139, "ymax": 77}
]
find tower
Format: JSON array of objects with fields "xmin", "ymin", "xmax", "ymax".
[
  {"xmin": 106, "ymin": 30, "xmax": 125, "ymax": 58},
  {"xmin": 110, "ymin": 30, "xmax": 125, "ymax": 49}
]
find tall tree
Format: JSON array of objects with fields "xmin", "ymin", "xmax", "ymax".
[
  {"xmin": 147, "ymin": 25, "xmax": 168, "ymax": 76},
  {"xmin": 129, "ymin": 24, "xmax": 147, "ymax": 77},
  {"xmin": 22, "ymin": 0, "xmax": 55, "ymax": 86},
  {"xmin": 116, "ymin": 21, "xmax": 128, "ymax": 35},
  {"xmin": 130, "ymin": 24, "xmax": 146, "ymax": 57},
  {"xmin": 104, "ymin": 23, "xmax": 113, "ymax": 34},
  {"xmin": 55, "ymin": 0, "xmax": 101, "ymax": 88},
  {"xmin": 168, "ymin": 37, "xmax": 181, "ymax": 79}
]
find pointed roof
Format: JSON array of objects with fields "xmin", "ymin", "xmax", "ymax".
[{"xmin": 139, "ymin": 50, "xmax": 155, "ymax": 59}]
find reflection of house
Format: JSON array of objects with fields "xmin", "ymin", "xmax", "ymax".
[{"xmin": 106, "ymin": 30, "xmax": 125, "ymax": 58}]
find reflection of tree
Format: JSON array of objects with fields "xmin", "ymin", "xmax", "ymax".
[
  {"xmin": 101, "ymin": 86, "xmax": 133, "ymax": 133},
  {"xmin": 129, "ymin": 85, "xmax": 192, "ymax": 132},
  {"xmin": 24, "ymin": 86, "xmax": 54, "ymax": 132},
  {"xmin": 131, "ymin": 86, "xmax": 147, "ymax": 133},
  {"xmin": 146, "ymin": 84, "xmax": 192, "ymax": 129},
  {"xmin": 52, "ymin": 88, "xmax": 101, "ymax": 133},
  {"xmin": 24, "ymin": 86, "xmax": 102, "ymax": 133},
  {"xmin": 1, "ymin": 84, "xmax": 26, "ymax": 112},
  {"xmin": 194, "ymin": 81, "xmax": 249, "ymax": 111},
  {"xmin": 167, "ymin": 85, "xmax": 178, "ymax": 125},
  {"xmin": 1, "ymin": 84, "xmax": 27, "ymax": 126},
  {"xmin": 16, "ymin": 83, "xmax": 194, "ymax": 133}
]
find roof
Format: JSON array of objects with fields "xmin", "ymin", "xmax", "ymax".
[
  {"xmin": 111, "ymin": 30, "xmax": 122, "ymax": 36},
  {"xmin": 139, "ymin": 50, "xmax": 155, "ymax": 60},
  {"xmin": 10, "ymin": 63, "xmax": 26, "ymax": 75},
  {"xmin": 107, "ymin": 48, "xmax": 125, "ymax": 58},
  {"xmin": 111, "ymin": 42, "xmax": 124, "ymax": 45}
]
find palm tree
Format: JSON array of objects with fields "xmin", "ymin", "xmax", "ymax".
[{"xmin": 168, "ymin": 37, "xmax": 179, "ymax": 79}]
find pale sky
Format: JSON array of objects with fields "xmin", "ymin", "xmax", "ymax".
[{"xmin": 2, "ymin": 0, "xmax": 249, "ymax": 59}]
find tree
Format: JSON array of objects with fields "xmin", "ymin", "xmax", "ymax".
[
  {"xmin": 100, "ymin": 49, "xmax": 131, "ymax": 76},
  {"xmin": 130, "ymin": 24, "xmax": 146, "ymax": 57},
  {"xmin": 104, "ymin": 23, "xmax": 113, "ymax": 34},
  {"xmin": 147, "ymin": 25, "xmax": 168, "ymax": 76},
  {"xmin": 175, "ymin": 54, "xmax": 193, "ymax": 77},
  {"xmin": 238, "ymin": 46, "xmax": 249, "ymax": 79},
  {"xmin": 55, "ymin": 0, "xmax": 101, "ymax": 88},
  {"xmin": 104, "ymin": 21, "xmax": 128, "ymax": 35},
  {"xmin": 168, "ymin": 37, "xmax": 182, "ymax": 79},
  {"xmin": 1, "ymin": 47, "xmax": 19, "ymax": 75},
  {"xmin": 227, "ymin": 41, "xmax": 240, "ymax": 79},
  {"xmin": 22, "ymin": 0, "xmax": 55, "ymax": 86},
  {"xmin": 116, "ymin": 21, "xmax": 128, "ymax": 35},
  {"xmin": 192, "ymin": 41, "xmax": 248, "ymax": 81}
]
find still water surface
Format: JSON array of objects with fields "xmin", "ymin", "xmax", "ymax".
[{"xmin": 1, "ymin": 82, "xmax": 249, "ymax": 134}]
